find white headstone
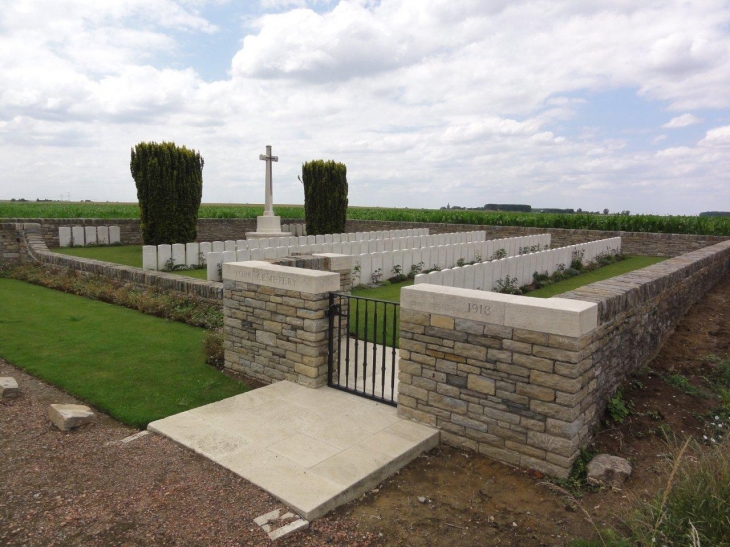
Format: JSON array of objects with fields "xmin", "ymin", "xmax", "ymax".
[
  {"xmin": 212, "ymin": 241, "xmax": 224, "ymax": 253},
  {"xmin": 157, "ymin": 244, "xmax": 172, "ymax": 270},
  {"xmin": 454, "ymin": 266, "xmax": 465, "ymax": 289},
  {"xmin": 186, "ymin": 243, "xmax": 200, "ymax": 267},
  {"xmin": 80, "ymin": 226, "xmax": 93, "ymax": 245},
  {"xmin": 109, "ymin": 226, "xmax": 121, "ymax": 245},
  {"xmin": 237, "ymin": 249, "xmax": 251, "ymax": 261},
  {"xmin": 143, "ymin": 246, "xmax": 157, "ymax": 270},
  {"xmin": 427, "ymin": 270, "xmax": 442, "ymax": 285},
  {"xmin": 441, "ymin": 268, "xmax": 454, "ymax": 287},
  {"xmin": 172, "ymin": 243, "xmax": 185, "ymax": 267},
  {"xmin": 371, "ymin": 253, "xmax": 383, "ymax": 283},
  {"xmin": 223, "ymin": 250, "xmax": 236, "ymax": 263},
  {"xmin": 207, "ymin": 252, "xmax": 223, "ymax": 281},
  {"xmin": 224, "ymin": 240, "xmax": 236, "ymax": 252},
  {"xmin": 358, "ymin": 254, "xmax": 372, "ymax": 286},
  {"xmin": 464, "ymin": 264, "xmax": 475, "ymax": 290},
  {"xmin": 59, "ymin": 227, "xmax": 72, "ymax": 247},
  {"xmin": 97, "ymin": 226, "xmax": 109, "ymax": 245},
  {"xmin": 199, "ymin": 242, "xmax": 212, "ymax": 258},
  {"xmin": 251, "ymin": 248, "xmax": 265, "ymax": 260}
]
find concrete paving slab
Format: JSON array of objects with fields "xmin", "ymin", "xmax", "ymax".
[{"xmin": 149, "ymin": 380, "xmax": 439, "ymax": 520}]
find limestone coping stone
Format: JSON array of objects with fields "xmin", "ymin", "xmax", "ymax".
[
  {"xmin": 0, "ymin": 377, "xmax": 19, "ymax": 399},
  {"xmin": 223, "ymin": 260, "xmax": 340, "ymax": 294},
  {"xmin": 312, "ymin": 253, "xmax": 352, "ymax": 272},
  {"xmin": 48, "ymin": 404, "xmax": 95, "ymax": 431},
  {"xmin": 401, "ymin": 284, "xmax": 598, "ymax": 338}
]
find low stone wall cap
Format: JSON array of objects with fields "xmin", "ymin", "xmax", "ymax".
[{"xmin": 223, "ymin": 260, "xmax": 340, "ymax": 294}]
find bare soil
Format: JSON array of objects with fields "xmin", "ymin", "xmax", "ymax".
[{"xmin": 2, "ymin": 273, "xmax": 728, "ymax": 547}]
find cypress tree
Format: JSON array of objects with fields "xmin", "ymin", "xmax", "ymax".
[
  {"xmin": 130, "ymin": 142, "xmax": 204, "ymax": 245},
  {"xmin": 301, "ymin": 160, "xmax": 348, "ymax": 235}
]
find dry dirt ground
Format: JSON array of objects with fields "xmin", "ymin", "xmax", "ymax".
[{"xmin": 1, "ymin": 273, "xmax": 728, "ymax": 547}]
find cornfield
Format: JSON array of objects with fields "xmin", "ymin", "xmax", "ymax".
[{"xmin": 1, "ymin": 202, "xmax": 729, "ymax": 236}]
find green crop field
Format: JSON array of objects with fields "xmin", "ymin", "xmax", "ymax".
[{"xmin": 2, "ymin": 201, "xmax": 729, "ymax": 235}]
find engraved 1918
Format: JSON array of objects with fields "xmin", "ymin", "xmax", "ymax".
[{"xmin": 467, "ymin": 302, "xmax": 491, "ymax": 316}]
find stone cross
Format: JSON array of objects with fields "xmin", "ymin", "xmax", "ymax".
[{"xmin": 259, "ymin": 145, "xmax": 278, "ymax": 217}]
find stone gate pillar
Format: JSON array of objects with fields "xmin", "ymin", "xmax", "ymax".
[{"xmin": 223, "ymin": 261, "xmax": 340, "ymax": 388}]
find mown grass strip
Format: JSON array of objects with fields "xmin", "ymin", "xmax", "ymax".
[
  {"xmin": 527, "ymin": 256, "xmax": 667, "ymax": 298},
  {"xmin": 2, "ymin": 202, "xmax": 729, "ymax": 235},
  {"xmin": 0, "ymin": 279, "xmax": 247, "ymax": 427},
  {"xmin": 348, "ymin": 257, "xmax": 666, "ymax": 340},
  {"xmin": 54, "ymin": 245, "xmax": 208, "ymax": 279}
]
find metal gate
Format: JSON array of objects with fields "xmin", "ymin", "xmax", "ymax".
[{"xmin": 327, "ymin": 292, "xmax": 399, "ymax": 406}]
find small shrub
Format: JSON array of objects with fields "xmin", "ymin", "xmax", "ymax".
[
  {"xmin": 571, "ymin": 248, "xmax": 585, "ymax": 270},
  {"xmin": 456, "ymin": 257, "xmax": 466, "ymax": 267},
  {"xmin": 607, "ymin": 390, "xmax": 631, "ymax": 423},
  {"xmin": 371, "ymin": 268, "xmax": 383, "ymax": 284},
  {"xmin": 204, "ymin": 329, "xmax": 224, "ymax": 369},
  {"xmin": 494, "ymin": 275, "xmax": 522, "ymax": 295},
  {"xmin": 408, "ymin": 261, "xmax": 425, "ymax": 279},
  {"xmin": 490, "ymin": 248, "xmax": 507, "ymax": 260}
]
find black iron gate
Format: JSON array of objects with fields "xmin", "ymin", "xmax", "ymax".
[{"xmin": 327, "ymin": 292, "xmax": 399, "ymax": 406}]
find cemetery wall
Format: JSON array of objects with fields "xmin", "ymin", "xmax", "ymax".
[
  {"xmin": 345, "ymin": 220, "xmax": 728, "ymax": 257},
  {"xmin": 0, "ymin": 223, "xmax": 34, "ymax": 265},
  {"xmin": 223, "ymin": 261, "xmax": 346, "ymax": 387},
  {"xmin": 3, "ymin": 217, "xmax": 726, "ymax": 257},
  {"xmin": 397, "ymin": 240, "xmax": 730, "ymax": 477},
  {"xmin": 16, "ymin": 224, "xmax": 223, "ymax": 304}
]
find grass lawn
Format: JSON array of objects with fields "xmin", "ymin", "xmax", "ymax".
[
  {"xmin": 348, "ymin": 258, "xmax": 667, "ymax": 342},
  {"xmin": 55, "ymin": 245, "xmax": 208, "ymax": 280},
  {"xmin": 0, "ymin": 279, "xmax": 248, "ymax": 427},
  {"xmin": 527, "ymin": 256, "xmax": 667, "ymax": 298}
]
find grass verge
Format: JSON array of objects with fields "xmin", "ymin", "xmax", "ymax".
[
  {"xmin": 54, "ymin": 245, "xmax": 208, "ymax": 279},
  {"xmin": 527, "ymin": 256, "xmax": 667, "ymax": 298},
  {"xmin": 0, "ymin": 278, "xmax": 247, "ymax": 427}
]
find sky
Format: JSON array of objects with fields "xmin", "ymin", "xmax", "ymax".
[{"xmin": 1, "ymin": 0, "xmax": 729, "ymax": 215}]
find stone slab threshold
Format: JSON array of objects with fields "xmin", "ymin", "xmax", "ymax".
[{"xmin": 148, "ymin": 380, "xmax": 439, "ymax": 520}]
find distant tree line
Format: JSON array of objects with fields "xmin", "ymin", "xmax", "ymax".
[{"xmin": 699, "ymin": 211, "xmax": 730, "ymax": 217}]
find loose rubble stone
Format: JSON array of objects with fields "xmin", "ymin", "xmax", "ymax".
[
  {"xmin": 0, "ymin": 377, "xmax": 19, "ymax": 399},
  {"xmin": 48, "ymin": 404, "xmax": 95, "ymax": 431},
  {"xmin": 586, "ymin": 454, "xmax": 632, "ymax": 488}
]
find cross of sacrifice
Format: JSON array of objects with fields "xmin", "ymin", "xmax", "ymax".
[{"xmin": 259, "ymin": 145, "xmax": 278, "ymax": 217}]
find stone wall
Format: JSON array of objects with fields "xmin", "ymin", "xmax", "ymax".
[
  {"xmin": 0, "ymin": 223, "xmax": 34, "ymax": 265},
  {"xmin": 12, "ymin": 223, "xmax": 223, "ymax": 304},
  {"xmin": 397, "ymin": 240, "xmax": 730, "ymax": 477},
  {"xmin": 345, "ymin": 220, "xmax": 729, "ymax": 257},
  {"xmin": 223, "ymin": 261, "xmax": 342, "ymax": 387}
]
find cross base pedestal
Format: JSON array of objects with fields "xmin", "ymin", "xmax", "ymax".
[{"xmin": 246, "ymin": 215, "xmax": 292, "ymax": 239}]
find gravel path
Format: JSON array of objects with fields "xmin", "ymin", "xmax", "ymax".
[{"xmin": 0, "ymin": 360, "xmax": 382, "ymax": 547}]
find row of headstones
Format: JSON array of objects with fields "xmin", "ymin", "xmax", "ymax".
[
  {"xmin": 414, "ymin": 237, "xmax": 622, "ymax": 292},
  {"xmin": 141, "ymin": 229, "xmax": 473, "ymax": 272},
  {"xmin": 236, "ymin": 227, "xmax": 431, "ymax": 250},
  {"xmin": 59, "ymin": 226, "xmax": 121, "ymax": 247},
  {"xmin": 281, "ymin": 223, "xmax": 306, "ymax": 236},
  {"xmin": 356, "ymin": 234, "xmax": 551, "ymax": 286}
]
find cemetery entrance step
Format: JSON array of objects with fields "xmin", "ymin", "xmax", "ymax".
[{"xmin": 147, "ymin": 380, "xmax": 439, "ymax": 520}]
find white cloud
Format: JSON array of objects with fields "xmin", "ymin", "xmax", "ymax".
[
  {"xmin": 663, "ymin": 113, "xmax": 703, "ymax": 128},
  {"xmin": 1, "ymin": 0, "xmax": 729, "ymax": 214}
]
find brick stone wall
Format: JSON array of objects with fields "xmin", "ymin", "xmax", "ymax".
[
  {"xmin": 223, "ymin": 260, "xmax": 347, "ymax": 388},
  {"xmin": 345, "ymin": 220, "xmax": 729, "ymax": 257},
  {"xmin": 10, "ymin": 223, "xmax": 223, "ymax": 304},
  {"xmin": 397, "ymin": 240, "xmax": 730, "ymax": 477},
  {"xmin": 0, "ymin": 223, "xmax": 34, "ymax": 265}
]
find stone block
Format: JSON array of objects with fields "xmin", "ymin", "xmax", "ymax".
[
  {"xmin": 223, "ymin": 261, "xmax": 339, "ymax": 294},
  {"xmin": 467, "ymin": 374, "xmax": 495, "ymax": 395},
  {"xmin": 48, "ymin": 404, "xmax": 95, "ymax": 430},
  {"xmin": 0, "ymin": 377, "xmax": 19, "ymax": 399},
  {"xmin": 586, "ymin": 454, "xmax": 632, "ymax": 488}
]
